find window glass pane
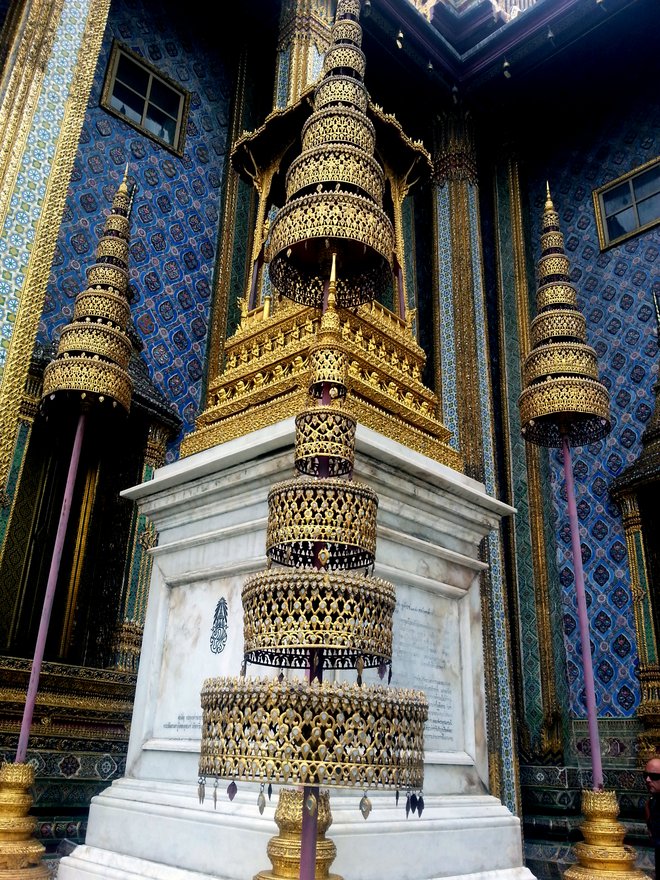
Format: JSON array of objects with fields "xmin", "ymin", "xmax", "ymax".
[
  {"xmin": 633, "ymin": 166, "xmax": 660, "ymax": 201},
  {"xmin": 606, "ymin": 207, "xmax": 636, "ymax": 241},
  {"xmin": 115, "ymin": 53, "xmax": 149, "ymax": 96},
  {"xmin": 145, "ymin": 105, "xmax": 176, "ymax": 144},
  {"xmin": 149, "ymin": 78, "xmax": 181, "ymax": 118},
  {"xmin": 602, "ymin": 181, "xmax": 632, "ymax": 216},
  {"xmin": 110, "ymin": 82, "xmax": 144, "ymax": 124},
  {"xmin": 637, "ymin": 192, "xmax": 660, "ymax": 227}
]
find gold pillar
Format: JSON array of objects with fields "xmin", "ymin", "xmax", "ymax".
[
  {"xmin": 0, "ymin": 762, "xmax": 49, "ymax": 880},
  {"xmin": 614, "ymin": 491, "xmax": 660, "ymax": 761},
  {"xmin": 254, "ymin": 788, "xmax": 341, "ymax": 880},
  {"xmin": 110, "ymin": 423, "xmax": 168, "ymax": 672},
  {"xmin": 275, "ymin": 0, "xmax": 334, "ymax": 108},
  {"xmin": 433, "ymin": 110, "xmax": 483, "ymax": 481}
]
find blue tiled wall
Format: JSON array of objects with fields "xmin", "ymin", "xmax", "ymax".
[{"xmin": 39, "ymin": 0, "xmax": 234, "ymax": 460}]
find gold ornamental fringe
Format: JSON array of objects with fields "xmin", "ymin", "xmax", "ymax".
[
  {"xmin": 0, "ymin": 762, "xmax": 49, "ymax": 880},
  {"xmin": 563, "ymin": 789, "xmax": 649, "ymax": 880}
]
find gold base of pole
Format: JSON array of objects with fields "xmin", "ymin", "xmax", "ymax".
[
  {"xmin": 564, "ymin": 790, "xmax": 650, "ymax": 880},
  {"xmin": 254, "ymin": 788, "xmax": 342, "ymax": 880},
  {"xmin": 0, "ymin": 763, "xmax": 49, "ymax": 880}
]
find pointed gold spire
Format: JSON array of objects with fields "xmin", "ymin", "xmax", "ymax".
[
  {"xmin": 42, "ymin": 170, "xmax": 135, "ymax": 413},
  {"xmin": 519, "ymin": 183, "xmax": 611, "ymax": 446}
]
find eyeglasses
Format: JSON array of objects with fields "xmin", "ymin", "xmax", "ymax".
[{"xmin": 644, "ymin": 772, "xmax": 660, "ymax": 781}]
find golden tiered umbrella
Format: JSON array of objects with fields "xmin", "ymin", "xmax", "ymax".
[
  {"xmin": 15, "ymin": 167, "xmax": 136, "ymax": 762},
  {"xmin": 1, "ymin": 167, "xmax": 136, "ymax": 880},
  {"xmin": 198, "ymin": 4, "xmax": 427, "ymax": 879},
  {"xmin": 519, "ymin": 186, "xmax": 647, "ymax": 880}
]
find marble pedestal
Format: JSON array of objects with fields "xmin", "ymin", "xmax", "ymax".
[{"xmin": 59, "ymin": 419, "xmax": 534, "ymax": 880}]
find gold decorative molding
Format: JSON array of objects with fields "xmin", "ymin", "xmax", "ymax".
[
  {"xmin": 182, "ymin": 297, "xmax": 461, "ymax": 469},
  {"xmin": 276, "ymin": 0, "xmax": 334, "ymax": 107},
  {"xmin": 0, "ymin": 0, "xmax": 112, "ymax": 491}
]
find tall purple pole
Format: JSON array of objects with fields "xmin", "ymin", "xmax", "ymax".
[
  {"xmin": 561, "ymin": 432, "xmax": 603, "ymax": 790},
  {"xmin": 15, "ymin": 411, "xmax": 86, "ymax": 764}
]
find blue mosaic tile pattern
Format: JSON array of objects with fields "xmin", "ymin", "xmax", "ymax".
[
  {"xmin": 468, "ymin": 183, "xmax": 517, "ymax": 813},
  {"xmin": 0, "ymin": 0, "xmax": 93, "ymax": 376},
  {"xmin": 490, "ymin": 166, "xmax": 546, "ymax": 746},
  {"xmin": 38, "ymin": 0, "xmax": 233, "ymax": 460},
  {"xmin": 435, "ymin": 184, "xmax": 459, "ymax": 445},
  {"xmin": 524, "ymin": 84, "xmax": 660, "ymax": 717},
  {"xmin": 276, "ymin": 45, "xmax": 291, "ymax": 109}
]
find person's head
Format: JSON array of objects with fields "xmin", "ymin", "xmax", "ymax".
[{"xmin": 644, "ymin": 757, "xmax": 660, "ymax": 794}]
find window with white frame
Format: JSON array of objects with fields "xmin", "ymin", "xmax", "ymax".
[
  {"xmin": 101, "ymin": 42, "xmax": 189, "ymax": 155},
  {"xmin": 593, "ymin": 157, "xmax": 660, "ymax": 249}
]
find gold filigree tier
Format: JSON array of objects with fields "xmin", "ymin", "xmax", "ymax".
[
  {"xmin": 536, "ymin": 282, "xmax": 578, "ymax": 310},
  {"xmin": 295, "ymin": 407, "xmax": 355, "ymax": 476},
  {"xmin": 254, "ymin": 788, "xmax": 341, "ymax": 880},
  {"xmin": 266, "ymin": 476, "xmax": 377, "ymax": 568},
  {"xmin": 242, "ymin": 568, "xmax": 395, "ymax": 668},
  {"xmin": 522, "ymin": 342, "xmax": 601, "ymax": 385},
  {"xmin": 199, "ymin": 678, "xmax": 427, "ymax": 790},
  {"xmin": 519, "ymin": 377, "xmax": 610, "ymax": 447},
  {"xmin": 519, "ymin": 185, "xmax": 611, "ymax": 448},
  {"xmin": 268, "ymin": 191, "xmax": 393, "ymax": 309},
  {"xmin": 42, "ymin": 169, "xmax": 134, "ymax": 413}
]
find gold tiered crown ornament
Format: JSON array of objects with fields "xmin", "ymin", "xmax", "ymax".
[
  {"xmin": 267, "ymin": 0, "xmax": 393, "ymax": 309},
  {"xmin": 199, "ymin": 4, "xmax": 428, "ymax": 873},
  {"xmin": 518, "ymin": 183, "xmax": 610, "ymax": 446},
  {"xmin": 42, "ymin": 166, "xmax": 135, "ymax": 413}
]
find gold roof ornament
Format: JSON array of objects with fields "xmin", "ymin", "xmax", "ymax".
[
  {"xmin": 42, "ymin": 165, "xmax": 135, "ymax": 413},
  {"xmin": 519, "ymin": 183, "xmax": 611, "ymax": 446},
  {"xmin": 199, "ymin": 238, "xmax": 428, "ymax": 810},
  {"xmin": 267, "ymin": 0, "xmax": 395, "ymax": 309}
]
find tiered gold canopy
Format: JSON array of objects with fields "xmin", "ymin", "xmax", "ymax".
[
  {"xmin": 42, "ymin": 168, "xmax": 134, "ymax": 412},
  {"xmin": 199, "ymin": 0, "xmax": 427, "ymax": 810},
  {"xmin": 519, "ymin": 185, "xmax": 611, "ymax": 447},
  {"xmin": 267, "ymin": 0, "xmax": 394, "ymax": 309}
]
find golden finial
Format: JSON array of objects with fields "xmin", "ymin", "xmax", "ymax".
[
  {"xmin": 545, "ymin": 180, "xmax": 553, "ymax": 211},
  {"xmin": 327, "ymin": 253, "xmax": 337, "ymax": 309}
]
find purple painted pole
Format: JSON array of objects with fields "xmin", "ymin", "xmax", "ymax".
[
  {"xmin": 15, "ymin": 411, "xmax": 86, "ymax": 764},
  {"xmin": 561, "ymin": 433, "xmax": 604, "ymax": 790}
]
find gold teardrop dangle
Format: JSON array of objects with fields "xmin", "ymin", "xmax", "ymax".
[{"xmin": 359, "ymin": 792, "xmax": 372, "ymax": 819}]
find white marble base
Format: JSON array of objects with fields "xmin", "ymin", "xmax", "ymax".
[
  {"xmin": 59, "ymin": 779, "xmax": 534, "ymax": 880},
  {"xmin": 58, "ymin": 419, "xmax": 534, "ymax": 880}
]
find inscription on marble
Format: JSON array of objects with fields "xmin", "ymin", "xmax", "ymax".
[
  {"xmin": 163, "ymin": 713, "xmax": 202, "ymax": 734},
  {"xmin": 391, "ymin": 594, "xmax": 461, "ymax": 752}
]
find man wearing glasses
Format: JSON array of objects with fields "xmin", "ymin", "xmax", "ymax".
[{"xmin": 644, "ymin": 756, "xmax": 660, "ymax": 872}]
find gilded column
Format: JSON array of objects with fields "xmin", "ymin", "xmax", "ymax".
[
  {"xmin": 109, "ymin": 423, "xmax": 169, "ymax": 672},
  {"xmin": 433, "ymin": 109, "xmax": 519, "ymax": 813},
  {"xmin": 275, "ymin": 0, "xmax": 334, "ymax": 109}
]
